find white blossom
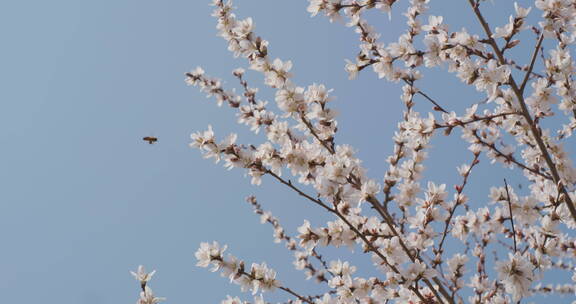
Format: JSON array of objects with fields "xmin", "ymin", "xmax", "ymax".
[
  {"xmin": 137, "ymin": 286, "xmax": 166, "ymax": 304},
  {"xmin": 496, "ymin": 252, "xmax": 534, "ymax": 301}
]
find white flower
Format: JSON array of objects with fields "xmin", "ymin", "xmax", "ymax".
[
  {"xmin": 275, "ymin": 82, "xmax": 306, "ymax": 114},
  {"xmin": 447, "ymin": 254, "xmax": 468, "ymax": 274},
  {"xmin": 304, "ymin": 83, "xmax": 333, "ymax": 104},
  {"xmin": 379, "ymin": 236, "xmax": 407, "ymax": 265},
  {"xmin": 130, "ymin": 265, "xmax": 156, "ymax": 285},
  {"xmin": 373, "ymin": 53, "xmax": 393, "ymax": 79},
  {"xmin": 137, "ymin": 286, "xmax": 165, "ymax": 304},
  {"xmin": 474, "ymin": 60, "xmax": 510, "ymax": 99},
  {"xmin": 359, "ymin": 179, "xmax": 381, "ymax": 204},
  {"xmin": 402, "ymin": 260, "xmax": 437, "ymax": 285},
  {"xmin": 195, "ymin": 241, "xmax": 227, "ymax": 271},
  {"xmin": 421, "ymin": 16, "xmax": 447, "ymax": 32},
  {"xmin": 328, "ymin": 260, "xmax": 356, "ymax": 277},
  {"xmin": 232, "ymin": 17, "xmax": 254, "ymax": 38},
  {"xmin": 496, "ymin": 252, "xmax": 534, "ymax": 301},
  {"xmin": 514, "ymin": 2, "xmax": 531, "ymax": 18},
  {"xmin": 297, "ymin": 220, "xmax": 319, "ymax": 250},
  {"xmin": 190, "ymin": 125, "xmax": 215, "ymax": 149},
  {"xmin": 307, "ymin": 0, "xmax": 326, "ymax": 17},
  {"xmin": 315, "ymin": 293, "xmax": 336, "ymax": 304},
  {"xmin": 344, "ymin": 59, "xmax": 359, "ymax": 80},
  {"xmin": 492, "ymin": 17, "xmax": 514, "ymax": 39},
  {"xmin": 425, "ymin": 182, "xmax": 447, "ymax": 204},
  {"xmin": 221, "ymin": 295, "xmax": 245, "ymax": 304},
  {"xmin": 264, "ymin": 58, "xmax": 293, "ymax": 88},
  {"xmin": 249, "ymin": 262, "xmax": 279, "ymax": 294}
]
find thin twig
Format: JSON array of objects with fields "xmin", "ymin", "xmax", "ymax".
[
  {"xmin": 437, "ymin": 153, "xmax": 481, "ymax": 255},
  {"xmin": 434, "ymin": 111, "xmax": 522, "ymax": 129},
  {"xmin": 246, "ymin": 196, "xmax": 333, "ymax": 280},
  {"xmin": 416, "ymin": 88, "xmax": 450, "ymax": 114},
  {"xmin": 503, "ymin": 179, "xmax": 518, "ymax": 253},
  {"xmin": 278, "ymin": 286, "xmax": 314, "ymax": 304},
  {"xmin": 265, "ymin": 170, "xmax": 333, "ymax": 213},
  {"xmin": 520, "ymin": 34, "xmax": 545, "ymax": 94},
  {"xmin": 471, "ymin": 131, "xmax": 552, "ymax": 180}
]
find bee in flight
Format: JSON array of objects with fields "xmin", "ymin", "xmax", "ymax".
[{"xmin": 143, "ymin": 136, "xmax": 158, "ymax": 144}]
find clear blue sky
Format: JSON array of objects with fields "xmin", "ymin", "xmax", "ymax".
[{"xmin": 1, "ymin": 1, "xmax": 561, "ymax": 303}]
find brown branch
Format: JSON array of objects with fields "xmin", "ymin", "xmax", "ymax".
[
  {"xmin": 402, "ymin": 79, "xmax": 450, "ymax": 113},
  {"xmin": 278, "ymin": 286, "xmax": 314, "ymax": 304},
  {"xmin": 471, "ymin": 131, "xmax": 552, "ymax": 180},
  {"xmin": 434, "ymin": 111, "xmax": 522, "ymax": 129},
  {"xmin": 299, "ymin": 114, "xmax": 335, "ymax": 154},
  {"xmin": 265, "ymin": 170, "xmax": 333, "ymax": 213}
]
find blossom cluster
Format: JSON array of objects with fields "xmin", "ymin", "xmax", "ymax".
[
  {"xmin": 132, "ymin": 0, "xmax": 576, "ymax": 303},
  {"xmin": 195, "ymin": 241, "xmax": 280, "ymax": 295}
]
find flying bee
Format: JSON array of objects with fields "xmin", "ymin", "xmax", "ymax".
[{"xmin": 143, "ymin": 136, "xmax": 158, "ymax": 144}]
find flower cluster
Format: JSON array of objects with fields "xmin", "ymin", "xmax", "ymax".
[{"xmin": 195, "ymin": 241, "xmax": 280, "ymax": 295}]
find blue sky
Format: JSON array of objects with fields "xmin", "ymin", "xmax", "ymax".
[{"xmin": 1, "ymin": 1, "xmax": 568, "ymax": 303}]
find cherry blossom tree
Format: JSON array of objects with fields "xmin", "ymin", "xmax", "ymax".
[{"xmin": 132, "ymin": 0, "xmax": 576, "ymax": 303}]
